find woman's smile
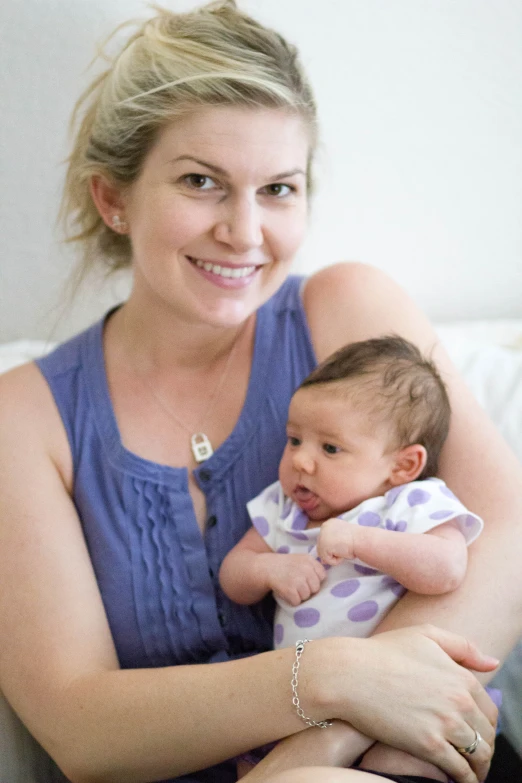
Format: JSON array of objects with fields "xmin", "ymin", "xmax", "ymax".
[{"xmin": 186, "ymin": 255, "xmax": 262, "ymax": 289}]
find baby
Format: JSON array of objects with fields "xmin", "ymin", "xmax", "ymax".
[{"xmin": 220, "ymin": 335, "xmax": 484, "ymax": 782}]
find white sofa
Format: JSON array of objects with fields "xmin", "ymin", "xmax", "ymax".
[{"xmin": 1, "ymin": 324, "xmax": 522, "ymax": 780}]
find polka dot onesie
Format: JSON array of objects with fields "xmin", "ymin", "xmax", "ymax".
[{"xmin": 247, "ymin": 478, "xmax": 483, "ymax": 649}]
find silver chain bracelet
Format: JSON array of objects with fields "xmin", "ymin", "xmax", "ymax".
[{"xmin": 291, "ymin": 639, "xmax": 333, "ymax": 729}]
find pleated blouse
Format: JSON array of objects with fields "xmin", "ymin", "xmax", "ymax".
[{"xmin": 36, "ymin": 275, "xmax": 317, "ymax": 782}]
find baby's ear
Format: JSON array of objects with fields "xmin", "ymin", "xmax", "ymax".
[{"xmin": 389, "ymin": 444, "xmax": 427, "ymax": 485}]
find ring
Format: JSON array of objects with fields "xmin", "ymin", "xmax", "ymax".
[{"xmin": 454, "ymin": 729, "xmax": 482, "ymax": 755}]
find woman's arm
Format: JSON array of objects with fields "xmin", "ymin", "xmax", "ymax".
[
  {"xmin": 303, "ymin": 262, "xmax": 522, "ymax": 665},
  {"xmin": 0, "ymin": 362, "xmax": 499, "ymax": 783},
  {"xmin": 242, "ymin": 721, "xmax": 375, "ymax": 781},
  {"xmin": 220, "ymin": 527, "xmax": 326, "ymax": 606},
  {"xmin": 317, "ymin": 519, "xmax": 468, "ymax": 594}
]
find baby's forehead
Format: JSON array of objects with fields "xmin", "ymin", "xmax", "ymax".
[
  {"xmin": 294, "ymin": 377, "xmax": 381, "ymax": 409},
  {"xmin": 291, "ymin": 381, "xmax": 391, "ymax": 425},
  {"xmin": 292, "ymin": 380, "xmax": 402, "ymax": 440}
]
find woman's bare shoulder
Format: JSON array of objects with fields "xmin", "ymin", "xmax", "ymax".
[
  {"xmin": 302, "ymin": 261, "xmax": 437, "ymax": 361},
  {"xmin": 0, "ymin": 361, "xmax": 73, "ymax": 490}
]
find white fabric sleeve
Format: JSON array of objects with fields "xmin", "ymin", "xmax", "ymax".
[
  {"xmin": 246, "ymin": 480, "xmax": 285, "ymax": 552},
  {"xmin": 383, "ymin": 479, "xmax": 483, "ymax": 545}
]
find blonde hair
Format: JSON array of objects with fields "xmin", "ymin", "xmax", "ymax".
[{"xmin": 61, "ymin": 0, "xmax": 318, "ymax": 277}]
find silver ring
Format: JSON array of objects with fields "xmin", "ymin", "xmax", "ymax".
[{"xmin": 455, "ymin": 728, "xmax": 482, "ymax": 755}]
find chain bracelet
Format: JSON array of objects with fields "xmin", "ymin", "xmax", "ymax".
[{"xmin": 291, "ymin": 639, "xmax": 332, "ymax": 729}]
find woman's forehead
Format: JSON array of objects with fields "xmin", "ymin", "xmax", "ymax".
[{"xmin": 148, "ymin": 106, "xmax": 310, "ymax": 174}]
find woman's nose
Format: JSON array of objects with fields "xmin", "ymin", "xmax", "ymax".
[{"xmin": 213, "ymin": 195, "xmax": 263, "ymax": 252}]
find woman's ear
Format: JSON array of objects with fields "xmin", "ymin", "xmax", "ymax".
[
  {"xmin": 389, "ymin": 444, "xmax": 427, "ymax": 485},
  {"xmin": 90, "ymin": 175, "xmax": 128, "ymax": 234}
]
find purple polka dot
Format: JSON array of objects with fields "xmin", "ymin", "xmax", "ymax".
[
  {"xmin": 276, "ymin": 545, "xmax": 290, "ymax": 554},
  {"xmin": 381, "ymin": 575, "xmax": 406, "ymax": 597},
  {"xmin": 330, "ymin": 579, "xmax": 360, "ymax": 598},
  {"xmin": 267, "ymin": 486, "xmax": 281, "ymax": 504},
  {"xmin": 252, "ymin": 516, "xmax": 269, "ymax": 536},
  {"xmin": 354, "ymin": 563, "xmax": 379, "ymax": 576},
  {"xmin": 429, "ymin": 510, "xmax": 453, "ymax": 520},
  {"xmin": 294, "ymin": 608, "xmax": 321, "ymax": 628},
  {"xmin": 289, "ymin": 531, "xmax": 308, "ymax": 541},
  {"xmin": 386, "ymin": 518, "xmax": 407, "ymax": 531},
  {"xmin": 348, "ymin": 600, "xmax": 379, "ymax": 623},
  {"xmin": 281, "ymin": 498, "xmax": 293, "ymax": 519},
  {"xmin": 274, "ymin": 624, "xmax": 284, "ymax": 645},
  {"xmin": 358, "ymin": 511, "xmax": 381, "ymax": 527},
  {"xmin": 291, "ymin": 510, "xmax": 308, "ymax": 530},
  {"xmin": 407, "ymin": 489, "xmax": 431, "ymax": 507},
  {"xmin": 440, "ymin": 485, "xmax": 457, "ymax": 500},
  {"xmin": 385, "ymin": 485, "xmax": 404, "ymax": 506},
  {"xmin": 464, "ymin": 514, "xmax": 477, "ymax": 528}
]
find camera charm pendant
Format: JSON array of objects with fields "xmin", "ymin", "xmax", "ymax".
[{"xmin": 191, "ymin": 433, "xmax": 214, "ymax": 463}]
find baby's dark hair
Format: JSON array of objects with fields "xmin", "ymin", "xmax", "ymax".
[{"xmin": 300, "ymin": 335, "xmax": 451, "ymax": 478}]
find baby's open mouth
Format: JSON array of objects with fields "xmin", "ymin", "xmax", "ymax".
[{"xmin": 293, "ymin": 485, "xmax": 320, "ymax": 512}]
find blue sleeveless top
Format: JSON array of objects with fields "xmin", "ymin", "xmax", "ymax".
[{"xmin": 36, "ymin": 276, "xmax": 317, "ymax": 783}]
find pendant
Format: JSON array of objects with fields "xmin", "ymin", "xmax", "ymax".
[{"xmin": 191, "ymin": 432, "xmax": 214, "ymax": 463}]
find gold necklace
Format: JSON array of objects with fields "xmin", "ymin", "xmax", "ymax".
[{"xmin": 133, "ymin": 324, "xmax": 246, "ymax": 464}]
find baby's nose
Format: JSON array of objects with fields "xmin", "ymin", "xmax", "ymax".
[{"xmin": 292, "ymin": 448, "xmax": 315, "ymax": 474}]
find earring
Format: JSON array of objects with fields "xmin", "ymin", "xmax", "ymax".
[{"xmin": 111, "ymin": 214, "xmax": 127, "ymax": 232}]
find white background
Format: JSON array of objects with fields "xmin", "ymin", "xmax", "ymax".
[{"xmin": 1, "ymin": 0, "xmax": 521, "ymax": 341}]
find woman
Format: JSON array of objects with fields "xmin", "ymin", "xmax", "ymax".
[{"xmin": 0, "ymin": 2, "xmax": 520, "ymax": 782}]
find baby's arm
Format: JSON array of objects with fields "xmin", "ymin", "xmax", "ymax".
[
  {"xmin": 317, "ymin": 520, "xmax": 468, "ymax": 595},
  {"xmin": 220, "ymin": 527, "xmax": 326, "ymax": 606}
]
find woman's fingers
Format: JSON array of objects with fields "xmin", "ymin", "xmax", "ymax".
[
  {"xmin": 420, "ymin": 623, "xmax": 500, "ymax": 673},
  {"xmin": 444, "ymin": 742, "xmax": 490, "ymax": 783},
  {"xmin": 325, "ymin": 626, "xmax": 499, "ymax": 783},
  {"xmin": 472, "ymin": 680, "xmax": 499, "ymax": 730}
]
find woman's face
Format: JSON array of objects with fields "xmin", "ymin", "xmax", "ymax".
[{"xmin": 122, "ymin": 106, "xmax": 310, "ymax": 327}]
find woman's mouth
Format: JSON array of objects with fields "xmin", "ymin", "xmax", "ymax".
[
  {"xmin": 293, "ymin": 485, "xmax": 320, "ymax": 513},
  {"xmin": 187, "ymin": 256, "xmax": 260, "ymax": 288}
]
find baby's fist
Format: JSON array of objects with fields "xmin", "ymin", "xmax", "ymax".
[{"xmin": 317, "ymin": 518, "xmax": 355, "ymax": 565}]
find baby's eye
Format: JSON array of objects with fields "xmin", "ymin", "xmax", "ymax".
[
  {"xmin": 262, "ymin": 183, "xmax": 295, "ymax": 198},
  {"xmin": 323, "ymin": 443, "xmax": 340, "ymax": 455},
  {"xmin": 288, "ymin": 436, "xmax": 301, "ymax": 447},
  {"xmin": 181, "ymin": 174, "xmax": 217, "ymax": 190}
]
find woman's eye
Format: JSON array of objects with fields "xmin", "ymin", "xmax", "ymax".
[
  {"xmin": 182, "ymin": 174, "xmax": 217, "ymax": 190},
  {"xmin": 263, "ymin": 183, "xmax": 295, "ymax": 198},
  {"xmin": 323, "ymin": 443, "xmax": 340, "ymax": 455},
  {"xmin": 288, "ymin": 436, "xmax": 301, "ymax": 447}
]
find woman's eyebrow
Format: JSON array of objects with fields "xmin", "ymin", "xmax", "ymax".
[
  {"xmin": 168, "ymin": 155, "xmax": 228, "ymax": 175},
  {"xmin": 168, "ymin": 155, "xmax": 306, "ymax": 181}
]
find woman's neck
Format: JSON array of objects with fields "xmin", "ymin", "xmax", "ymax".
[{"xmin": 108, "ymin": 291, "xmax": 253, "ymax": 374}]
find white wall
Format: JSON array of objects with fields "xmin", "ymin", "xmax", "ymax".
[{"xmin": 1, "ymin": 0, "xmax": 521, "ymax": 341}]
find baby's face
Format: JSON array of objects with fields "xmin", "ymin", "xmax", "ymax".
[{"xmin": 278, "ymin": 385, "xmax": 398, "ymax": 522}]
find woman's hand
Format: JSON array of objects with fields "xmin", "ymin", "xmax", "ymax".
[{"xmin": 304, "ymin": 625, "xmax": 498, "ymax": 783}]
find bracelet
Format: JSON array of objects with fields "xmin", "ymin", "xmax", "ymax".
[{"xmin": 291, "ymin": 639, "xmax": 333, "ymax": 729}]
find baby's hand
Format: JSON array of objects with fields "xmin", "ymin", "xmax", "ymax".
[
  {"xmin": 267, "ymin": 554, "xmax": 326, "ymax": 606},
  {"xmin": 317, "ymin": 518, "xmax": 356, "ymax": 565}
]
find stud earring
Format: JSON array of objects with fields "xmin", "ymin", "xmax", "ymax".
[{"xmin": 111, "ymin": 214, "xmax": 127, "ymax": 232}]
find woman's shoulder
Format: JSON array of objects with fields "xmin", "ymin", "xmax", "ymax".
[
  {"xmin": 0, "ymin": 315, "xmax": 104, "ymax": 491},
  {"xmin": 0, "ymin": 362, "xmax": 74, "ymax": 490},
  {"xmin": 302, "ymin": 261, "xmax": 436, "ymax": 361}
]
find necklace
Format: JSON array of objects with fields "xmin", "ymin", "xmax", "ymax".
[{"xmin": 133, "ymin": 323, "xmax": 246, "ymax": 464}]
